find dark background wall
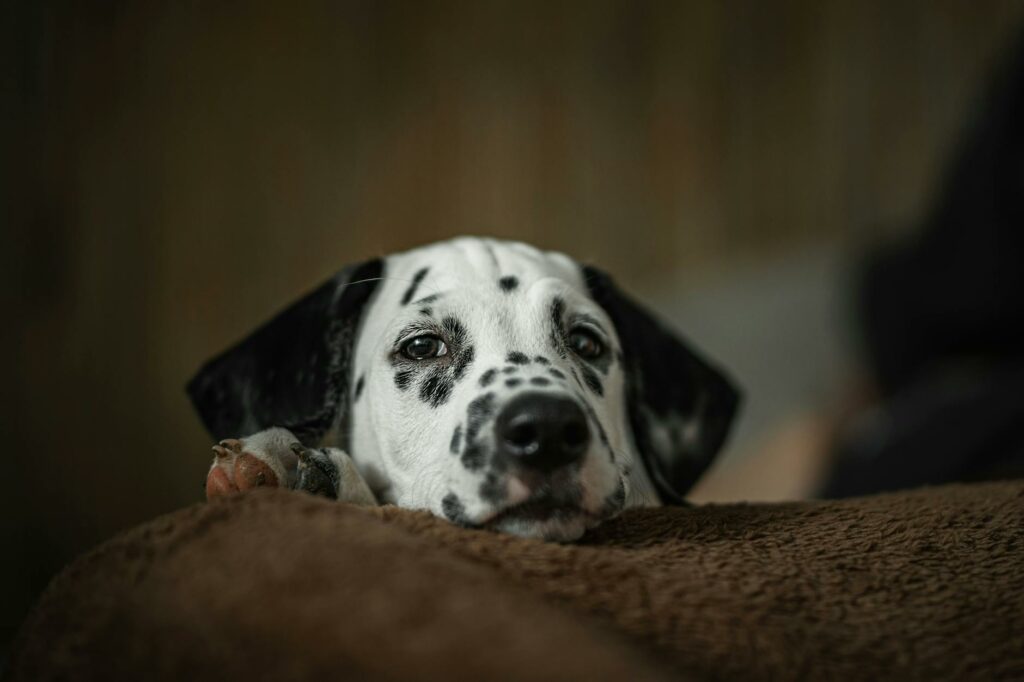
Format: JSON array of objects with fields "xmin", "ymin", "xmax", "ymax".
[{"xmin": 3, "ymin": 0, "xmax": 1022, "ymax": 657}]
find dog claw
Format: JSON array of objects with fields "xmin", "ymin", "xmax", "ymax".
[
  {"xmin": 290, "ymin": 442, "xmax": 310, "ymax": 462},
  {"xmin": 218, "ymin": 439, "xmax": 243, "ymax": 453},
  {"xmin": 212, "ymin": 445, "xmax": 231, "ymax": 459}
]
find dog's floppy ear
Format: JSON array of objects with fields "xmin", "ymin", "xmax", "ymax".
[
  {"xmin": 187, "ymin": 259, "xmax": 383, "ymax": 444},
  {"xmin": 583, "ymin": 266, "xmax": 741, "ymax": 504}
]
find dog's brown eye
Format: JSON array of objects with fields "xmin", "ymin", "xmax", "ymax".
[
  {"xmin": 401, "ymin": 335, "xmax": 448, "ymax": 360},
  {"xmin": 569, "ymin": 328, "xmax": 604, "ymax": 359}
]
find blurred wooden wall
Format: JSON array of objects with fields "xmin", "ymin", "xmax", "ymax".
[{"xmin": 4, "ymin": 0, "xmax": 1023, "ymax": 651}]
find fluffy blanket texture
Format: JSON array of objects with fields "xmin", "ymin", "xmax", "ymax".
[{"xmin": 9, "ymin": 481, "xmax": 1024, "ymax": 681}]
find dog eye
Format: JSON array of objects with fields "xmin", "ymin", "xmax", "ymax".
[
  {"xmin": 401, "ymin": 334, "xmax": 448, "ymax": 360},
  {"xmin": 568, "ymin": 328, "xmax": 604, "ymax": 359}
]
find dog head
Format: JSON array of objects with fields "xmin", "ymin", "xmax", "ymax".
[{"xmin": 189, "ymin": 237, "xmax": 740, "ymax": 541}]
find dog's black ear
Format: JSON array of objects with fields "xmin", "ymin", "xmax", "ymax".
[
  {"xmin": 187, "ymin": 259, "xmax": 383, "ymax": 444},
  {"xmin": 583, "ymin": 266, "xmax": 741, "ymax": 504}
]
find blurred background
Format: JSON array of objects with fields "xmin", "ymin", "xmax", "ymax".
[{"xmin": 4, "ymin": 0, "xmax": 1024, "ymax": 661}]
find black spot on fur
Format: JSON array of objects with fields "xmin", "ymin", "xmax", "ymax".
[
  {"xmin": 420, "ymin": 371, "xmax": 454, "ymax": 407},
  {"xmin": 548, "ymin": 368, "xmax": 566, "ymax": 380},
  {"xmin": 462, "ymin": 392, "xmax": 496, "ymax": 470},
  {"xmin": 479, "ymin": 472, "xmax": 505, "ymax": 504},
  {"xmin": 506, "ymin": 378, "xmax": 523, "ymax": 388},
  {"xmin": 530, "ymin": 376, "xmax": 551, "ymax": 387},
  {"xmin": 401, "ymin": 267, "xmax": 429, "ymax": 305},
  {"xmin": 454, "ymin": 345, "xmax": 475, "ymax": 381},
  {"xmin": 419, "ymin": 307, "xmax": 433, "ymax": 317},
  {"xmin": 502, "ymin": 366, "xmax": 518, "ymax": 375},
  {"xmin": 581, "ymin": 366, "xmax": 604, "ymax": 396},
  {"xmin": 498, "ymin": 276, "xmax": 519, "ymax": 292},
  {"xmin": 450, "ymin": 424, "xmax": 462, "ymax": 454},
  {"xmin": 550, "ymin": 297, "xmax": 567, "ymax": 358},
  {"xmin": 570, "ymin": 367, "xmax": 583, "ymax": 388},
  {"xmin": 394, "ymin": 369, "xmax": 414, "ymax": 390},
  {"xmin": 442, "ymin": 493, "xmax": 471, "ymax": 524},
  {"xmin": 462, "ymin": 443, "xmax": 486, "ymax": 470},
  {"xmin": 354, "ymin": 374, "xmax": 365, "ymax": 400},
  {"xmin": 506, "ymin": 351, "xmax": 530, "ymax": 365},
  {"xmin": 416, "ymin": 293, "xmax": 442, "ymax": 305},
  {"xmin": 479, "ymin": 368, "xmax": 498, "ymax": 387},
  {"xmin": 534, "ymin": 356, "xmax": 550, "ymax": 365},
  {"xmin": 442, "ymin": 315, "xmax": 469, "ymax": 346},
  {"xmin": 466, "ymin": 393, "xmax": 496, "ymax": 436}
]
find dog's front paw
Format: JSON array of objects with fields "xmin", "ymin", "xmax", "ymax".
[
  {"xmin": 293, "ymin": 444, "xmax": 378, "ymax": 506},
  {"xmin": 292, "ymin": 445, "xmax": 341, "ymax": 499},
  {"xmin": 205, "ymin": 428, "xmax": 300, "ymax": 500}
]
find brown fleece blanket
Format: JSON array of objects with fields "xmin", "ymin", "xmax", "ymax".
[{"xmin": 9, "ymin": 481, "xmax": 1024, "ymax": 681}]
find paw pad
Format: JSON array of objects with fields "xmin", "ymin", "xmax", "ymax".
[{"xmin": 206, "ymin": 448, "xmax": 280, "ymax": 500}]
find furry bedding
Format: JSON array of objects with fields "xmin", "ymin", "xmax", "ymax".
[{"xmin": 9, "ymin": 481, "xmax": 1024, "ymax": 681}]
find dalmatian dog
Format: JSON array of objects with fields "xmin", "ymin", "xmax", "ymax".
[{"xmin": 189, "ymin": 237, "xmax": 740, "ymax": 541}]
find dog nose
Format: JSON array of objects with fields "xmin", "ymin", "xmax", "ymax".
[{"xmin": 494, "ymin": 393, "xmax": 590, "ymax": 471}]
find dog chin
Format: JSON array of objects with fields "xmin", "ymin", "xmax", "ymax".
[
  {"xmin": 475, "ymin": 474, "xmax": 628, "ymax": 541},
  {"xmin": 488, "ymin": 512, "xmax": 595, "ymax": 542},
  {"xmin": 482, "ymin": 497, "xmax": 608, "ymax": 541}
]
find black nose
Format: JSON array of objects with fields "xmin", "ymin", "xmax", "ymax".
[{"xmin": 494, "ymin": 393, "xmax": 590, "ymax": 471}]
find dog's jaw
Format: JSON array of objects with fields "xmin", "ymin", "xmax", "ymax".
[{"xmin": 488, "ymin": 511, "xmax": 595, "ymax": 543}]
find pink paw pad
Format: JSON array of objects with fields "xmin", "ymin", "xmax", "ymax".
[{"xmin": 205, "ymin": 439, "xmax": 280, "ymax": 500}]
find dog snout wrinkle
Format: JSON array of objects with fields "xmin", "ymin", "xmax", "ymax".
[{"xmin": 495, "ymin": 393, "xmax": 590, "ymax": 472}]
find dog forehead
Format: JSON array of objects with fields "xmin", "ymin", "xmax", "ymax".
[{"xmin": 382, "ymin": 237, "xmax": 586, "ymax": 301}]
